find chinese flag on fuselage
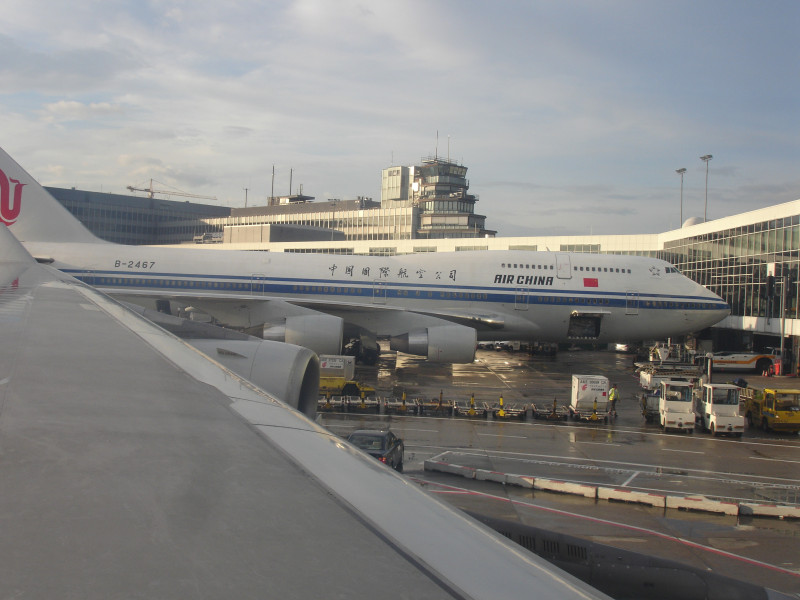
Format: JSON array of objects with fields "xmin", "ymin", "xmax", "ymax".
[{"xmin": 583, "ymin": 278, "xmax": 599, "ymax": 287}]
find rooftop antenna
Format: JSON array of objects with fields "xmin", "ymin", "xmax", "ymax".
[
  {"xmin": 289, "ymin": 168, "xmax": 293, "ymax": 196},
  {"xmin": 448, "ymin": 135, "xmax": 450, "ymax": 162},
  {"xmin": 243, "ymin": 187, "xmax": 248, "ymax": 208},
  {"xmin": 271, "ymin": 165, "xmax": 275, "ymax": 202},
  {"xmin": 435, "ymin": 130, "xmax": 438, "ymax": 159}
]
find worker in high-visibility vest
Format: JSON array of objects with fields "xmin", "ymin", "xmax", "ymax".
[{"xmin": 608, "ymin": 383, "xmax": 619, "ymax": 417}]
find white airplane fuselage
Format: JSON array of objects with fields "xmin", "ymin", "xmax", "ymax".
[{"xmin": 24, "ymin": 239, "xmax": 730, "ymax": 345}]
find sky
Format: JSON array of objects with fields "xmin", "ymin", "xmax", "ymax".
[{"xmin": 1, "ymin": 0, "xmax": 798, "ymax": 237}]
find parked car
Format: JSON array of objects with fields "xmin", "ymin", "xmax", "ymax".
[{"xmin": 347, "ymin": 429, "xmax": 404, "ymax": 472}]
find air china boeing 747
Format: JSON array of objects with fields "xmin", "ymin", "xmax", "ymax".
[{"xmin": 1, "ymin": 145, "xmax": 729, "ymax": 363}]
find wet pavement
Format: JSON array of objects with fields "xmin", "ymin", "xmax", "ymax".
[{"xmin": 320, "ymin": 348, "xmax": 800, "ymax": 596}]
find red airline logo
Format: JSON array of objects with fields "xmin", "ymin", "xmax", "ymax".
[
  {"xmin": 0, "ymin": 167, "xmax": 25, "ymax": 226},
  {"xmin": 583, "ymin": 278, "xmax": 598, "ymax": 287}
]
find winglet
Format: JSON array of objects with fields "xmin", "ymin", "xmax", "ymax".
[
  {"xmin": 0, "ymin": 224, "xmax": 35, "ymax": 287},
  {"xmin": 0, "ymin": 146, "xmax": 100, "ymax": 244}
]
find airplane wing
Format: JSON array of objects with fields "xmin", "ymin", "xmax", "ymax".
[{"xmin": 0, "ymin": 226, "xmax": 608, "ymax": 599}]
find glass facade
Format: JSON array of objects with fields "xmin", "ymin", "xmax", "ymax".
[
  {"xmin": 48, "ymin": 187, "xmax": 229, "ymax": 244},
  {"xmin": 662, "ymin": 216, "xmax": 800, "ymax": 321}
]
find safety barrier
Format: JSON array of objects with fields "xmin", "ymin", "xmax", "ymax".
[
  {"xmin": 534, "ymin": 478, "xmax": 597, "ymax": 498},
  {"xmin": 424, "ymin": 453, "xmax": 798, "ymax": 519},
  {"xmin": 665, "ymin": 495, "xmax": 739, "ymax": 516},
  {"xmin": 738, "ymin": 502, "xmax": 800, "ymax": 519},
  {"xmin": 597, "ymin": 487, "xmax": 666, "ymax": 508}
]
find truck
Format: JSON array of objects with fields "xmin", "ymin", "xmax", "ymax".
[
  {"xmin": 318, "ymin": 377, "xmax": 376, "ymax": 398},
  {"xmin": 569, "ymin": 375, "xmax": 609, "ymax": 422},
  {"xmin": 694, "ymin": 383, "xmax": 745, "ymax": 437},
  {"xmin": 318, "ymin": 354, "xmax": 376, "ymax": 398},
  {"xmin": 658, "ymin": 380, "xmax": 695, "ymax": 433},
  {"xmin": 741, "ymin": 388, "xmax": 800, "ymax": 433},
  {"xmin": 707, "ymin": 348, "xmax": 781, "ymax": 374}
]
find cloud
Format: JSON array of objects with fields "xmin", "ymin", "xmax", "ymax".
[
  {"xmin": 0, "ymin": 1, "xmax": 795, "ymax": 233},
  {"xmin": 42, "ymin": 100, "xmax": 124, "ymax": 122}
]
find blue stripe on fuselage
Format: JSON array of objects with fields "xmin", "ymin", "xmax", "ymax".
[{"xmin": 65, "ymin": 269, "xmax": 729, "ymax": 311}]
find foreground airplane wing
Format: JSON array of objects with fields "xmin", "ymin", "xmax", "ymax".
[{"xmin": 0, "ymin": 225, "xmax": 609, "ymax": 599}]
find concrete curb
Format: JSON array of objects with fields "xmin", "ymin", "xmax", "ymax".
[
  {"xmin": 739, "ymin": 502, "xmax": 800, "ymax": 519},
  {"xmin": 423, "ymin": 454, "xmax": 800, "ymax": 519},
  {"xmin": 505, "ymin": 474, "xmax": 535, "ymax": 489},
  {"xmin": 598, "ymin": 487, "xmax": 666, "ymax": 508},
  {"xmin": 475, "ymin": 469, "xmax": 508, "ymax": 484},
  {"xmin": 666, "ymin": 495, "xmax": 739, "ymax": 516},
  {"xmin": 534, "ymin": 478, "xmax": 597, "ymax": 498}
]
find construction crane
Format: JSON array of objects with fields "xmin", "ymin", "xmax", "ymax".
[{"xmin": 127, "ymin": 179, "xmax": 217, "ymax": 201}]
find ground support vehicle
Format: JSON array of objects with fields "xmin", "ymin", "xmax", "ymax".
[
  {"xmin": 636, "ymin": 363, "xmax": 701, "ymax": 391},
  {"xmin": 384, "ymin": 394, "xmax": 420, "ymax": 415},
  {"xmin": 343, "ymin": 395, "xmax": 381, "ymax": 414},
  {"xmin": 453, "ymin": 395, "xmax": 489, "ymax": 418},
  {"xmin": 694, "ymin": 383, "xmax": 744, "ymax": 437},
  {"xmin": 531, "ymin": 398, "xmax": 569, "ymax": 421},
  {"xmin": 640, "ymin": 392, "xmax": 660, "ymax": 423},
  {"xmin": 707, "ymin": 348, "xmax": 781, "ymax": 374},
  {"xmin": 490, "ymin": 396, "xmax": 527, "ymax": 420},
  {"xmin": 417, "ymin": 396, "xmax": 454, "ymax": 417},
  {"xmin": 317, "ymin": 394, "xmax": 347, "ymax": 413},
  {"xmin": 658, "ymin": 380, "xmax": 695, "ymax": 433},
  {"xmin": 347, "ymin": 429, "xmax": 404, "ymax": 472},
  {"xmin": 319, "ymin": 376, "xmax": 376, "ymax": 398},
  {"xmin": 741, "ymin": 388, "xmax": 800, "ymax": 433},
  {"xmin": 568, "ymin": 375, "xmax": 609, "ymax": 422}
]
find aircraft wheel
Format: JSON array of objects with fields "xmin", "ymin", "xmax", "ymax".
[{"xmin": 710, "ymin": 423, "xmax": 717, "ymax": 436}]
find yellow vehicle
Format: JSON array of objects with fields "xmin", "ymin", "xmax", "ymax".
[
  {"xmin": 742, "ymin": 388, "xmax": 800, "ymax": 433},
  {"xmin": 319, "ymin": 376, "xmax": 376, "ymax": 398}
]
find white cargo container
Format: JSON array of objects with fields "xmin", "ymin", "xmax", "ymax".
[
  {"xmin": 569, "ymin": 375, "xmax": 609, "ymax": 421},
  {"xmin": 319, "ymin": 354, "xmax": 355, "ymax": 380}
]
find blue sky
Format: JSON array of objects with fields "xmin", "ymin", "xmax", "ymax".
[{"xmin": 1, "ymin": 0, "xmax": 797, "ymax": 236}]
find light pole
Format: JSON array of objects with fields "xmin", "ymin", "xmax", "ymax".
[
  {"xmin": 675, "ymin": 168, "xmax": 686, "ymax": 226},
  {"xmin": 700, "ymin": 154, "xmax": 712, "ymax": 221}
]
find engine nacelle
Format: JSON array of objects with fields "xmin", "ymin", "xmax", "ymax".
[
  {"xmin": 262, "ymin": 314, "xmax": 343, "ymax": 356},
  {"xmin": 189, "ymin": 339, "xmax": 320, "ymax": 418},
  {"xmin": 390, "ymin": 324, "xmax": 477, "ymax": 363}
]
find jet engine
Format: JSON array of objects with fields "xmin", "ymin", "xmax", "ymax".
[
  {"xmin": 262, "ymin": 314, "xmax": 343, "ymax": 356},
  {"xmin": 116, "ymin": 303, "xmax": 320, "ymax": 417},
  {"xmin": 390, "ymin": 324, "xmax": 477, "ymax": 363},
  {"xmin": 189, "ymin": 339, "xmax": 320, "ymax": 418}
]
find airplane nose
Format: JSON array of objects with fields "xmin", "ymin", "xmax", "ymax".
[{"xmin": 701, "ymin": 294, "xmax": 730, "ymax": 328}]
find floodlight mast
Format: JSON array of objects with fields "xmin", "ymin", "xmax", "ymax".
[
  {"xmin": 675, "ymin": 168, "xmax": 687, "ymax": 226},
  {"xmin": 700, "ymin": 155, "xmax": 713, "ymax": 221}
]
